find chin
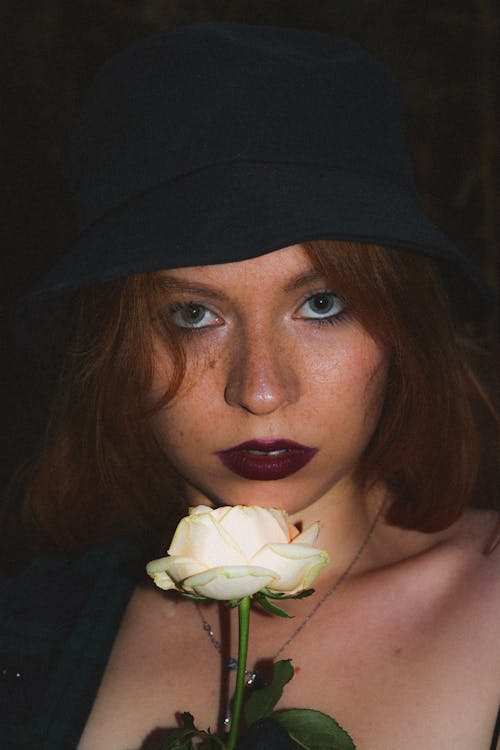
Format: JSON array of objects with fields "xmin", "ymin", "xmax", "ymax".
[
  {"xmin": 179, "ymin": 454, "xmax": 356, "ymax": 512},
  {"xmin": 186, "ymin": 478, "xmax": 325, "ymax": 516}
]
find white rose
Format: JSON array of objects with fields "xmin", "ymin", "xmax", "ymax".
[{"xmin": 146, "ymin": 505, "xmax": 329, "ymax": 601}]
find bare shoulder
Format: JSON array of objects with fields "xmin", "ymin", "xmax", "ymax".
[
  {"xmin": 444, "ymin": 508, "xmax": 500, "ymax": 618},
  {"xmin": 394, "ymin": 509, "xmax": 500, "ymax": 639},
  {"xmin": 451, "ymin": 508, "xmax": 500, "ymax": 562}
]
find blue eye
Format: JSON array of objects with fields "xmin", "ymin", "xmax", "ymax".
[
  {"xmin": 170, "ymin": 302, "xmax": 219, "ymax": 329},
  {"xmin": 298, "ymin": 292, "xmax": 345, "ymax": 320}
]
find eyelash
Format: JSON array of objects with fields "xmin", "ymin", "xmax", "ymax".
[
  {"xmin": 310, "ymin": 314, "xmax": 346, "ymax": 328},
  {"xmin": 167, "ymin": 301, "xmax": 220, "ymax": 333},
  {"xmin": 167, "ymin": 290, "xmax": 348, "ymax": 333},
  {"xmin": 295, "ymin": 290, "xmax": 347, "ymax": 327}
]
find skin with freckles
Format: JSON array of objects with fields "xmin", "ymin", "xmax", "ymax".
[
  {"xmin": 78, "ymin": 246, "xmax": 500, "ymax": 750},
  {"xmin": 149, "ymin": 244, "xmax": 389, "ymax": 529}
]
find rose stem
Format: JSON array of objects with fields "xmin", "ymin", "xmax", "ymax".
[{"xmin": 225, "ymin": 595, "xmax": 251, "ymax": 750}]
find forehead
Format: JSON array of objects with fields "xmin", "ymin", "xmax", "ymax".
[{"xmin": 160, "ymin": 244, "xmax": 322, "ymax": 291}]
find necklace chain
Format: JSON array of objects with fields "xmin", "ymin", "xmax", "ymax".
[{"xmin": 196, "ymin": 500, "xmax": 385, "ymax": 673}]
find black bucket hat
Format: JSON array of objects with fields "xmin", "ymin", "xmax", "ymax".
[{"xmin": 15, "ymin": 21, "xmax": 491, "ymax": 359}]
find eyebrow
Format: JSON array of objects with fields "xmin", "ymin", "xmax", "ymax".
[
  {"xmin": 283, "ymin": 269, "xmax": 326, "ymax": 291},
  {"xmin": 159, "ymin": 267, "xmax": 326, "ymax": 298},
  {"xmin": 158, "ymin": 276, "xmax": 231, "ymax": 302}
]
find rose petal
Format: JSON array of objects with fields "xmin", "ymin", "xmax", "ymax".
[
  {"xmin": 216, "ymin": 506, "xmax": 290, "ymax": 559},
  {"xmin": 265, "ymin": 508, "xmax": 293, "ymax": 538},
  {"xmin": 188, "ymin": 505, "xmax": 212, "ymax": 516},
  {"xmin": 168, "ymin": 512, "xmax": 247, "ymax": 566},
  {"xmin": 182, "ymin": 565, "xmax": 278, "ymax": 600},
  {"xmin": 291, "ymin": 521, "xmax": 320, "ymax": 546},
  {"xmin": 251, "ymin": 543, "xmax": 329, "ymax": 594},
  {"xmin": 145, "ymin": 556, "xmax": 181, "ymax": 590},
  {"xmin": 210, "ymin": 506, "xmax": 233, "ymax": 523},
  {"xmin": 146, "ymin": 570, "xmax": 177, "ymax": 590},
  {"xmin": 146, "ymin": 554, "xmax": 205, "ymax": 585},
  {"xmin": 147, "ymin": 506, "xmax": 329, "ymax": 601}
]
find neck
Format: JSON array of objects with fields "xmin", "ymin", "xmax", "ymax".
[{"xmin": 289, "ymin": 479, "xmax": 390, "ymax": 584}]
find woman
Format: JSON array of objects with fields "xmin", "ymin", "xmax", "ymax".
[{"xmin": 2, "ymin": 21, "xmax": 499, "ymax": 750}]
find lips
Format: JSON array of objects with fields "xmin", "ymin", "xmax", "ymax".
[{"xmin": 215, "ymin": 439, "xmax": 317, "ymax": 481}]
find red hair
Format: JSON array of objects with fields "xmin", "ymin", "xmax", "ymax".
[
  {"xmin": 20, "ymin": 241, "xmax": 498, "ymax": 553},
  {"xmin": 305, "ymin": 241, "xmax": 497, "ymax": 531}
]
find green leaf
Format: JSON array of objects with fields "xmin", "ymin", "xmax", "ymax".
[
  {"xmin": 159, "ymin": 727, "xmax": 197, "ymax": 749},
  {"xmin": 159, "ymin": 714, "xmax": 226, "ymax": 749},
  {"xmin": 275, "ymin": 708, "xmax": 356, "ymax": 749},
  {"xmin": 198, "ymin": 739, "xmax": 226, "ymax": 750},
  {"xmin": 180, "ymin": 592, "xmax": 210, "ymax": 602},
  {"xmin": 160, "ymin": 728, "xmax": 225, "ymax": 750},
  {"xmin": 198, "ymin": 734, "xmax": 227, "ymax": 749},
  {"xmin": 259, "ymin": 588, "xmax": 286, "ymax": 598},
  {"xmin": 226, "ymin": 598, "xmax": 243, "ymax": 608},
  {"xmin": 292, "ymin": 588, "xmax": 315, "ymax": 599},
  {"xmin": 254, "ymin": 592, "xmax": 292, "ymax": 618},
  {"xmin": 180, "ymin": 712, "xmax": 195, "ymax": 729},
  {"xmin": 159, "ymin": 712, "xmax": 195, "ymax": 747},
  {"xmin": 244, "ymin": 659, "xmax": 295, "ymax": 726},
  {"xmin": 259, "ymin": 588, "xmax": 315, "ymax": 600}
]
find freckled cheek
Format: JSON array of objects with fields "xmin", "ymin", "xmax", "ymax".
[
  {"xmin": 150, "ymin": 401, "xmax": 204, "ymax": 461},
  {"xmin": 149, "ymin": 339, "xmax": 218, "ymax": 405},
  {"xmin": 297, "ymin": 340, "xmax": 356, "ymax": 385},
  {"xmin": 148, "ymin": 362, "xmax": 224, "ymax": 456},
  {"xmin": 302, "ymin": 340, "xmax": 388, "ymax": 413}
]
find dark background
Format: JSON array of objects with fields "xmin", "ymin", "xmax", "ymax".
[{"xmin": 1, "ymin": 1, "xmax": 499, "ymax": 532}]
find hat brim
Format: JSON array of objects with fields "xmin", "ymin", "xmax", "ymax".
[{"xmin": 16, "ymin": 161, "xmax": 492, "ymax": 360}]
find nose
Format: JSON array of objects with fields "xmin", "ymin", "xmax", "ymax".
[{"xmin": 224, "ymin": 327, "xmax": 300, "ymax": 415}]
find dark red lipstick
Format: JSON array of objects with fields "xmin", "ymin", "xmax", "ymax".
[{"xmin": 216, "ymin": 439, "xmax": 317, "ymax": 481}]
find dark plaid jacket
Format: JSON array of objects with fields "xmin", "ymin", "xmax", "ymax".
[{"xmin": 0, "ymin": 539, "xmax": 138, "ymax": 749}]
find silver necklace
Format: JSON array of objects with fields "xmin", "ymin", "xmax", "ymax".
[{"xmin": 196, "ymin": 501, "xmax": 385, "ymax": 702}]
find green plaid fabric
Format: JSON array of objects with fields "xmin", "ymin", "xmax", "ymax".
[{"xmin": 0, "ymin": 539, "xmax": 139, "ymax": 749}]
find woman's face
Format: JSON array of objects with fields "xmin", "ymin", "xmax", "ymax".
[{"xmin": 149, "ymin": 245, "xmax": 389, "ymax": 516}]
